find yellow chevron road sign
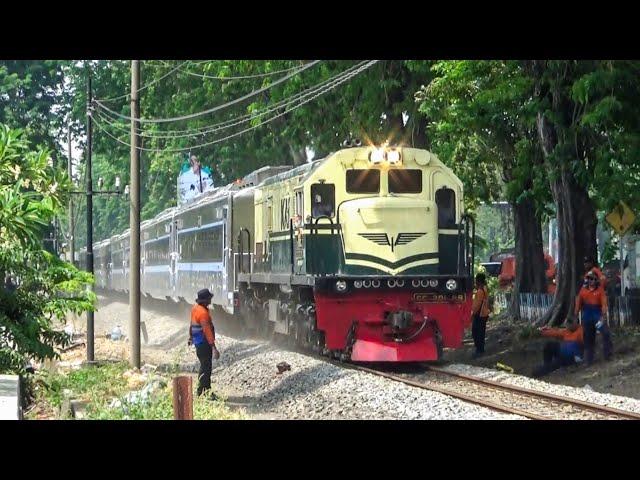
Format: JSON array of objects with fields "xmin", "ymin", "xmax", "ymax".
[{"xmin": 605, "ymin": 201, "xmax": 636, "ymax": 236}]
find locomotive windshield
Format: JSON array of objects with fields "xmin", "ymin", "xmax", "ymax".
[
  {"xmin": 311, "ymin": 183, "xmax": 335, "ymax": 218},
  {"xmin": 346, "ymin": 169, "xmax": 380, "ymax": 194},
  {"xmin": 388, "ymin": 169, "xmax": 422, "ymax": 194},
  {"xmin": 436, "ymin": 187, "xmax": 456, "ymax": 228}
]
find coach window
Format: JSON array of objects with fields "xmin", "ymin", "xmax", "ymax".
[
  {"xmin": 435, "ymin": 187, "xmax": 456, "ymax": 228},
  {"xmin": 311, "ymin": 183, "xmax": 335, "ymax": 218},
  {"xmin": 388, "ymin": 169, "xmax": 422, "ymax": 194},
  {"xmin": 346, "ymin": 169, "xmax": 380, "ymax": 194}
]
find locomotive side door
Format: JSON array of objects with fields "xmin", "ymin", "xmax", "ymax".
[
  {"xmin": 221, "ymin": 201, "xmax": 231, "ymax": 310},
  {"xmin": 169, "ymin": 219, "xmax": 177, "ymax": 295}
]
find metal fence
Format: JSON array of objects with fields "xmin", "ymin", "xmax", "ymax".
[{"xmin": 494, "ymin": 291, "xmax": 640, "ymax": 326}]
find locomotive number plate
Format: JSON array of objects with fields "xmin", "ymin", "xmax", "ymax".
[{"xmin": 413, "ymin": 293, "xmax": 466, "ymax": 303}]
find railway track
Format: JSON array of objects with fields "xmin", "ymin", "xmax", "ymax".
[{"xmin": 341, "ymin": 363, "xmax": 640, "ymax": 420}]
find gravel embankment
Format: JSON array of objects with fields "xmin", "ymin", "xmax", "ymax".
[
  {"xmin": 439, "ymin": 363, "xmax": 640, "ymax": 415},
  {"xmin": 205, "ymin": 335, "xmax": 523, "ymax": 420},
  {"xmin": 88, "ymin": 294, "xmax": 640, "ymax": 419}
]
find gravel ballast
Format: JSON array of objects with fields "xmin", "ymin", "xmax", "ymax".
[
  {"xmin": 439, "ymin": 363, "xmax": 640, "ymax": 415},
  {"xmin": 208, "ymin": 335, "xmax": 523, "ymax": 420}
]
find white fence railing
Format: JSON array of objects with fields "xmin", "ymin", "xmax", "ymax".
[{"xmin": 494, "ymin": 291, "xmax": 640, "ymax": 326}]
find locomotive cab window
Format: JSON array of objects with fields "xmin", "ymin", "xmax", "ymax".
[
  {"xmin": 389, "ymin": 169, "xmax": 422, "ymax": 194},
  {"xmin": 436, "ymin": 187, "xmax": 456, "ymax": 228},
  {"xmin": 311, "ymin": 183, "xmax": 335, "ymax": 218},
  {"xmin": 346, "ymin": 169, "xmax": 380, "ymax": 194}
]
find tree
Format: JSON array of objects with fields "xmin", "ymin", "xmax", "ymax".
[
  {"xmin": 65, "ymin": 60, "xmax": 437, "ymax": 242},
  {"xmin": 530, "ymin": 60, "xmax": 640, "ymax": 324},
  {"xmin": 0, "ymin": 125, "xmax": 94, "ymax": 375},
  {"xmin": 416, "ymin": 61, "xmax": 549, "ymax": 318}
]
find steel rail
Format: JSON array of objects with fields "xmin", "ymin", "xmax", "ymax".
[{"xmin": 426, "ymin": 365, "xmax": 640, "ymax": 420}]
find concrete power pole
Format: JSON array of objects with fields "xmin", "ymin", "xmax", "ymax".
[
  {"xmin": 130, "ymin": 60, "xmax": 141, "ymax": 369},
  {"xmin": 68, "ymin": 125, "xmax": 75, "ymax": 266},
  {"xmin": 86, "ymin": 74, "xmax": 95, "ymax": 362}
]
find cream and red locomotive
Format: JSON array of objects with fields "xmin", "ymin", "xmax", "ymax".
[{"xmin": 86, "ymin": 145, "xmax": 475, "ymax": 362}]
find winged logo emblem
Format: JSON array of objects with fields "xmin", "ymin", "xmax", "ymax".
[{"xmin": 359, "ymin": 233, "xmax": 426, "ymax": 252}]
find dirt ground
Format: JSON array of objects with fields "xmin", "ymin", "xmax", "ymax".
[
  {"xmin": 445, "ymin": 318, "xmax": 640, "ymax": 399},
  {"xmin": 59, "ymin": 293, "xmax": 640, "ymax": 402},
  {"xmin": 59, "ymin": 293, "xmax": 196, "ymax": 369}
]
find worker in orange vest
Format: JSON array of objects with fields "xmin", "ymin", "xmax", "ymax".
[
  {"xmin": 471, "ymin": 273, "xmax": 491, "ymax": 358},
  {"xmin": 532, "ymin": 320, "xmax": 584, "ymax": 377},
  {"xmin": 575, "ymin": 271, "xmax": 612, "ymax": 365},
  {"xmin": 189, "ymin": 288, "xmax": 220, "ymax": 396}
]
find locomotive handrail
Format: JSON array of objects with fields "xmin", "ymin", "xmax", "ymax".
[
  {"xmin": 457, "ymin": 218, "xmax": 463, "ymax": 277},
  {"xmin": 460, "ymin": 213, "xmax": 476, "ymax": 280},
  {"xmin": 289, "ymin": 218, "xmax": 295, "ymax": 275},
  {"xmin": 237, "ymin": 228, "xmax": 250, "ymax": 274},
  {"xmin": 469, "ymin": 214, "xmax": 475, "ymax": 279}
]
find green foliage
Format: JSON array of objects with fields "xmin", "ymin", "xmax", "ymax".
[
  {"xmin": 35, "ymin": 362, "xmax": 130, "ymax": 409},
  {"xmin": 0, "ymin": 125, "xmax": 94, "ymax": 375},
  {"xmin": 0, "ymin": 61, "xmax": 68, "ymax": 152},
  {"xmin": 32, "ymin": 362, "xmax": 245, "ymax": 420},
  {"xmin": 65, "ymin": 60, "xmax": 435, "ymax": 243}
]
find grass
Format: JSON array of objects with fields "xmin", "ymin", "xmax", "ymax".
[{"xmin": 28, "ymin": 362, "xmax": 246, "ymax": 420}]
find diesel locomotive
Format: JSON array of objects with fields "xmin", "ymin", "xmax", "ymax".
[{"xmin": 84, "ymin": 145, "xmax": 476, "ymax": 362}]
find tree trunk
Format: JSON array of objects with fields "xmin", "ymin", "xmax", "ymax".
[
  {"xmin": 508, "ymin": 196, "xmax": 547, "ymax": 318},
  {"xmin": 537, "ymin": 113, "xmax": 598, "ymax": 326}
]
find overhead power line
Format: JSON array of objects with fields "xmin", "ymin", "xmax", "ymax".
[
  {"xmin": 93, "ymin": 61, "xmax": 371, "ymax": 140},
  {"xmin": 93, "ymin": 60, "xmax": 322, "ymax": 124},
  {"xmin": 91, "ymin": 60, "xmax": 378, "ymax": 153},
  {"xmin": 96, "ymin": 61, "xmax": 189, "ymax": 103},
  {"xmin": 165, "ymin": 60, "xmax": 309, "ymax": 80}
]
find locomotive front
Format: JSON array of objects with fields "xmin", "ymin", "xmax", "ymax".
[{"xmin": 304, "ymin": 146, "xmax": 474, "ymax": 361}]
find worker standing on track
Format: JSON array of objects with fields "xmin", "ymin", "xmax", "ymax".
[
  {"xmin": 471, "ymin": 273, "xmax": 490, "ymax": 358},
  {"xmin": 575, "ymin": 271, "xmax": 613, "ymax": 365},
  {"xmin": 189, "ymin": 288, "xmax": 220, "ymax": 397},
  {"xmin": 532, "ymin": 320, "xmax": 584, "ymax": 377}
]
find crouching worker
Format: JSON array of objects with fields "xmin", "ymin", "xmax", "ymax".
[
  {"xmin": 532, "ymin": 320, "xmax": 584, "ymax": 378},
  {"xmin": 575, "ymin": 271, "xmax": 613, "ymax": 365},
  {"xmin": 189, "ymin": 288, "xmax": 220, "ymax": 397}
]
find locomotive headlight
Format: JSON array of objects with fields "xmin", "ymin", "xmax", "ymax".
[
  {"xmin": 363, "ymin": 280, "xmax": 371, "ymax": 288},
  {"xmin": 412, "ymin": 279, "xmax": 421, "ymax": 288},
  {"xmin": 429, "ymin": 279, "xmax": 439, "ymax": 288},
  {"xmin": 445, "ymin": 279, "xmax": 458, "ymax": 291},
  {"xmin": 396, "ymin": 279, "xmax": 405, "ymax": 287},
  {"xmin": 387, "ymin": 149, "xmax": 401, "ymax": 165},
  {"xmin": 372, "ymin": 280, "xmax": 381, "ymax": 288},
  {"xmin": 335, "ymin": 280, "xmax": 348, "ymax": 293},
  {"xmin": 369, "ymin": 149, "xmax": 386, "ymax": 165},
  {"xmin": 388, "ymin": 279, "xmax": 397, "ymax": 288},
  {"xmin": 354, "ymin": 280, "xmax": 363, "ymax": 288}
]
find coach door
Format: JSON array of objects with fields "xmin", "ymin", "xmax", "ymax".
[
  {"xmin": 220, "ymin": 203, "xmax": 232, "ymax": 310},
  {"xmin": 168, "ymin": 219, "xmax": 178, "ymax": 294}
]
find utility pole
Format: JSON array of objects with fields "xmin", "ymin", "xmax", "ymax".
[
  {"xmin": 86, "ymin": 73, "xmax": 95, "ymax": 362},
  {"xmin": 130, "ymin": 60, "xmax": 141, "ymax": 369},
  {"xmin": 68, "ymin": 125, "xmax": 75, "ymax": 266}
]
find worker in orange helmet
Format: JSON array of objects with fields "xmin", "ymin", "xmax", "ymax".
[{"xmin": 583, "ymin": 256, "xmax": 607, "ymax": 291}]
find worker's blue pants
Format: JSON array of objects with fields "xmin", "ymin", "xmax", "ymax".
[{"xmin": 581, "ymin": 306, "xmax": 612, "ymax": 364}]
